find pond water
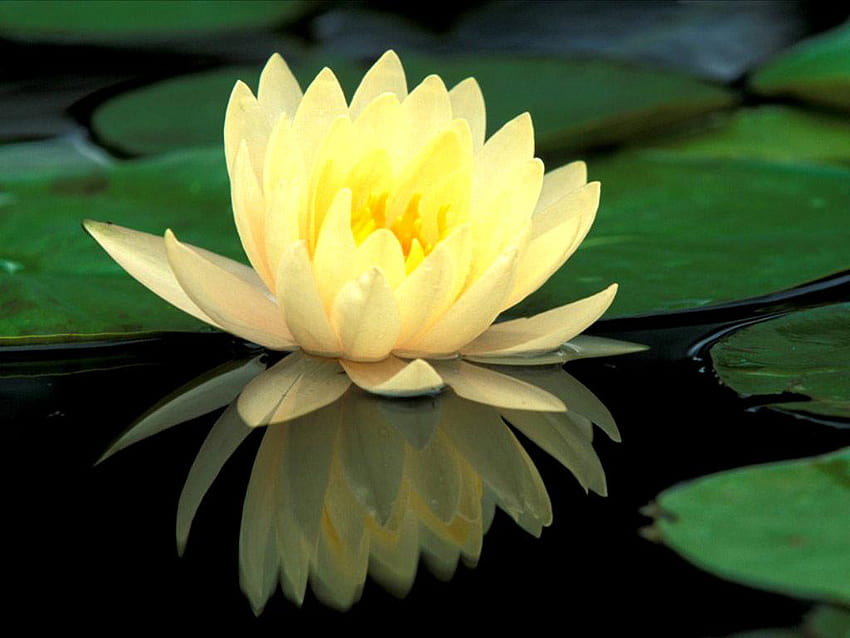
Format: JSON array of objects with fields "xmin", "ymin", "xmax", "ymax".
[{"xmin": 2, "ymin": 2, "xmax": 849, "ymax": 635}]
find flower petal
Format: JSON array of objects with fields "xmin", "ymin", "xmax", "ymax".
[
  {"xmin": 449, "ymin": 77, "xmax": 486, "ymax": 152},
  {"xmin": 165, "ymin": 230, "xmax": 295, "ymax": 349},
  {"xmin": 349, "ymin": 50, "xmax": 407, "ymax": 119},
  {"xmin": 177, "ymin": 403, "xmax": 254, "ymax": 555},
  {"xmin": 82, "ymin": 220, "xmax": 221, "ymax": 330},
  {"xmin": 462, "ymin": 284, "xmax": 618, "ymax": 357},
  {"xmin": 292, "ymin": 67, "xmax": 349, "ymax": 173},
  {"xmin": 405, "ymin": 246, "xmax": 519, "ymax": 356},
  {"xmin": 473, "ymin": 112, "xmax": 534, "ymax": 206},
  {"xmin": 331, "ymin": 267, "xmax": 401, "ymax": 361},
  {"xmin": 232, "ymin": 141, "xmax": 274, "ymax": 288},
  {"xmin": 433, "ymin": 360, "xmax": 566, "ymax": 412},
  {"xmin": 276, "ymin": 240, "xmax": 341, "ymax": 356},
  {"xmin": 257, "ymin": 52, "xmax": 302, "ymax": 120},
  {"xmin": 224, "ymin": 80, "xmax": 271, "ymax": 180},
  {"xmin": 312, "ymin": 188, "xmax": 357, "ymax": 308},
  {"xmin": 536, "ymin": 160, "xmax": 587, "ymax": 212},
  {"xmin": 236, "ymin": 352, "xmax": 350, "ymax": 426},
  {"xmin": 340, "ymin": 356, "xmax": 444, "ymax": 397},
  {"xmin": 400, "ymin": 74, "xmax": 453, "ymax": 162}
]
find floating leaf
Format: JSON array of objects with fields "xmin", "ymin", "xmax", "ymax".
[
  {"xmin": 648, "ymin": 448, "xmax": 850, "ymax": 605},
  {"xmin": 0, "ymin": 147, "xmax": 241, "ymax": 343},
  {"xmin": 514, "ymin": 152, "xmax": 850, "ymax": 318},
  {"xmin": 91, "ymin": 61, "xmax": 367, "ymax": 156},
  {"xmin": 646, "ymin": 106, "xmax": 850, "ymax": 165},
  {"xmin": 0, "ymin": 135, "xmax": 111, "ymax": 182},
  {"xmin": 0, "ymin": 0, "xmax": 308, "ymax": 42},
  {"xmin": 91, "ymin": 54, "xmax": 733, "ymax": 157},
  {"xmin": 711, "ymin": 303, "xmax": 850, "ymax": 419},
  {"xmin": 751, "ymin": 21, "xmax": 850, "ymax": 112}
]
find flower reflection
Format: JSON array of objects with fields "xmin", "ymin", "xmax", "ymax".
[{"xmin": 101, "ymin": 337, "xmax": 641, "ymax": 612}]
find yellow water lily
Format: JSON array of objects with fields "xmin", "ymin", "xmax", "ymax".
[{"xmin": 84, "ymin": 50, "xmax": 616, "ymax": 410}]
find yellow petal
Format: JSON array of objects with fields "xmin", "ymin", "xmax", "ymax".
[
  {"xmin": 164, "ymin": 230, "xmax": 295, "ymax": 349},
  {"xmin": 433, "ymin": 360, "xmax": 566, "ymax": 412},
  {"xmin": 473, "ymin": 112, "xmax": 534, "ymax": 206},
  {"xmin": 331, "ymin": 267, "xmax": 401, "ymax": 361},
  {"xmin": 312, "ymin": 188, "xmax": 357, "ymax": 308},
  {"xmin": 341, "ymin": 356, "xmax": 444, "ymax": 396},
  {"xmin": 224, "ymin": 80, "xmax": 271, "ymax": 180},
  {"xmin": 276, "ymin": 240, "xmax": 341, "ymax": 356},
  {"xmin": 177, "ymin": 403, "xmax": 253, "ymax": 555},
  {"xmin": 292, "ymin": 67, "xmax": 349, "ymax": 173},
  {"xmin": 536, "ymin": 160, "xmax": 588, "ymax": 212},
  {"xmin": 349, "ymin": 50, "xmax": 407, "ymax": 119},
  {"xmin": 232, "ymin": 141, "xmax": 274, "ymax": 288},
  {"xmin": 236, "ymin": 352, "xmax": 350, "ymax": 426},
  {"xmin": 406, "ymin": 246, "xmax": 518, "ymax": 356},
  {"xmin": 394, "ymin": 225, "xmax": 472, "ymax": 346},
  {"xmin": 449, "ymin": 77, "xmax": 486, "ymax": 152},
  {"xmin": 506, "ymin": 182, "xmax": 600, "ymax": 308},
  {"xmin": 257, "ymin": 52, "xmax": 302, "ymax": 120},
  {"xmin": 354, "ymin": 229, "xmax": 406, "ymax": 290},
  {"xmin": 462, "ymin": 284, "xmax": 618, "ymax": 357},
  {"xmin": 82, "ymin": 220, "xmax": 220, "ymax": 329},
  {"xmin": 400, "ymin": 74, "xmax": 453, "ymax": 162}
]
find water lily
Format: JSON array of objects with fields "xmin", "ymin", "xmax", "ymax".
[{"xmin": 84, "ymin": 50, "xmax": 617, "ymax": 413}]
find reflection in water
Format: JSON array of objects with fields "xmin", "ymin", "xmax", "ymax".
[{"xmin": 100, "ymin": 339, "xmax": 637, "ymax": 612}]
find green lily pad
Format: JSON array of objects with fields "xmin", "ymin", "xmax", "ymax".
[
  {"xmin": 648, "ymin": 447, "xmax": 850, "ymax": 605},
  {"xmin": 751, "ymin": 21, "xmax": 850, "ymax": 112},
  {"xmin": 514, "ymin": 152, "xmax": 850, "ymax": 318},
  {"xmin": 0, "ymin": 135, "xmax": 111, "ymax": 182},
  {"xmin": 646, "ymin": 106, "xmax": 850, "ymax": 165},
  {"xmin": 0, "ymin": 0, "xmax": 307, "ymax": 42},
  {"xmin": 711, "ymin": 304, "xmax": 850, "ymax": 419},
  {"xmin": 91, "ymin": 54, "xmax": 734, "ymax": 157},
  {"xmin": 0, "ymin": 147, "xmax": 241, "ymax": 344},
  {"xmin": 91, "ymin": 60, "xmax": 367, "ymax": 156},
  {"xmin": 400, "ymin": 55, "xmax": 736, "ymax": 152}
]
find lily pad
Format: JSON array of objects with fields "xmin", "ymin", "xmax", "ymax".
[
  {"xmin": 0, "ymin": 147, "xmax": 241, "ymax": 344},
  {"xmin": 711, "ymin": 303, "xmax": 850, "ymax": 419},
  {"xmin": 648, "ymin": 447, "xmax": 850, "ymax": 605},
  {"xmin": 0, "ymin": 135, "xmax": 111, "ymax": 182},
  {"xmin": 751, "ymin": 21, "xmax": 850, "ymax": 112},
  {"xmin": 0, "ymin": 0, "xmax": 308, "ymax": 42},
  {"xmin": 91, "ymin": 54, "xmax": 734, "ymax": 157},
  {"xmin": 514, "ymin": 152, "xmax": 850, "ymax": 318},
  {"xmin": 645, "ymin": 106, "xmax": 850, "ymax": 165},
  {"xmin": 91, "ymin": 60, "xmax": 367, "ymax": 156}
]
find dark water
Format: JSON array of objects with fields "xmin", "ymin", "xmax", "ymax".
[{"xmin": 3, "ymin": 273, "xmax": 849, "ymax": 634}]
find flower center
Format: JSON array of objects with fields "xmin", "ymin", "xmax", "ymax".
[{"xmin": 350, "ymin": 190, "xmax": 453, "ymax": 274}]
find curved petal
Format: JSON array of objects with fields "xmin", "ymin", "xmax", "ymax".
[
  {"xmin": 350, "ymin": 50, "xmax": 407, "ymax": 119},
  {"xmin": 341, "ymin": 356, "xmax": 444, "ymax": 397},
  {"xmin": 257, "ymin": 52, "xmax": 302, "ymax": 120},
  {"xmin": 449, "ymin": 77, "xmax": 486, "ymax": 152},
  {"xmin": 232, "ymin": 141, "xmax": 274, "ymax": 288},
  {"xmin": 224, "ymin": 80, "xmax": 269, "ymax": 177},
  {"xmin": 433, "ymin": 360, "xmax": 565, "ymax": 412},
  {"xmin": 536, "ymin": 160, "xmax": 587, "ymax": 212},
  {"xmin": 473, "ymin": 112, "xmax": 534, "ymax": 206},
  {"xmin": 165, "ymin": 230, "xmax": 295, "ymax": 349},
  {"xmin": 462, "ymin": 284, "xmax": 618, "ymax": 357},
  {"xmin": 292, "ymin": 67, "xmax": 349, "ymax": 174},
  {"xmin": 237, "ymin": 352, "xmax": 350, "ymax": 426},
  {"xmin": 312, "ymin": 188, "xmax": 357, "ymax": 308},
  {"xmin": 276, "ymin": 240, "xmax": 341, "ymax": 356},
  {"xmin": 405, "ymin": 246, "xmax": 519, "ymax": 356},
  {"xmin": 331, "ymin": 267, "xmax": 401, "ymax": 361},
  {"xmin": 83, "ymin": 220, "xmax": 221, "ymax": 330},
  {"xmin": 400, "ymin": 74, "xmax": 453, "ymax": 162}
]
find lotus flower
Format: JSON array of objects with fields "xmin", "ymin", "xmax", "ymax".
[{"xmin": 84, "ymin": 51, "xmax": 617, "ymax": 411}]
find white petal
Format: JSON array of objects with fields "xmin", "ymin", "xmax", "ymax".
[
  {"xmin": 164, "ymin": 230, "xmax": 295, "ymax": 349},
  {"xmin": 331, "ymin": 267, "xmax": 401, "ymax": 361},
  {"xmin": 349, "ymin": 50, "xmax": 407, "ymax": 119},
  {"xmin": 232, "ymin": 142, "xmax": 274, "ymax": 288},
  {"xmin": 536, "ymin": 160, "xmax": 587, "ymax": 212},
  {"xmin": 433, "ymin": 360, "xmax": 565, "ymax": 412},
  {"xmin": 276, "ymin": 240, "xmax": 341, "ymax": 356},
  {"xmin": 237, "ymin": 352, "xmax": 350, "ymax": 426},
  {"xmin": 257, "ymin": 52, "xmax": 303, "ymax": 120},
  {"xmin": 341, "ymin": 356, "xmax": 444, "ymax": 397},
  {"xmin": 462, "ymin": 284, "xmax": 617, "ymax": 357},
  {"xmin": 83, "ymin": 220, "xmax": 220, "ymax": 329},
  {"xmin": 449, "ymin": 77, "xmax": 486, "ymax": 152}
]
